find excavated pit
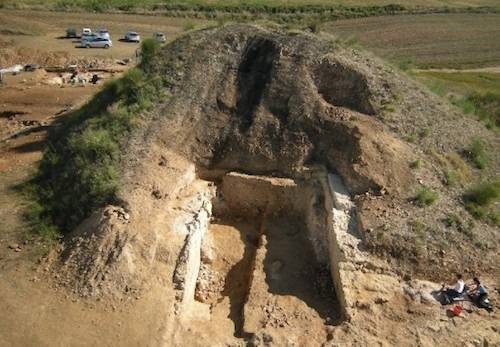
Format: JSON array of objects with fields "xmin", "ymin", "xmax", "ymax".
[
  {"xmin": 50, "ymin": 25, "xmax": 434, "ymax": 346},
  {"xmin": 175, "ymin": 170, "xmax": 349, "ymax": 343}
]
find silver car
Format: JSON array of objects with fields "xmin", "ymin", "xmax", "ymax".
[
  {"xmin": 96, "ymin": 28, "xmax": 110, "ymax": 40},
  {"xmin": 125, "ymin": 31, "xmax": 140, "ymax": 42},
  {"xmin": 82, "ymin": 36, "xmax": 112, "ymax": 49}
]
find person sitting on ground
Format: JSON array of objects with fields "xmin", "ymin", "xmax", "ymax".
[
  {"xmin": 468, "ymin": 277, "xmax": 488, "ymax": 305},
  {"xmin": 441, "ymin": 273, "xmax": 465, "ymax": 301}
]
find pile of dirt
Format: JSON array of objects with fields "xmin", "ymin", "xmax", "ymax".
[
  {"xmin": 37, "ymin": 24, "xmax": 498, "ymax": 345},
  {"xmin": 48, "ymin": 23, "xmax": 499, "ymax": 295}
]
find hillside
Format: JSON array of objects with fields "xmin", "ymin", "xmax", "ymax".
[{"xmin": 18, "ymin": 24, "xmax": 498, "ymax": 346}]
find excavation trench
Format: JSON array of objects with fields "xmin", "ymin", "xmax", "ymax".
[{"xmin": 174, "ymin": 169, "xmax": 353, "ymax": 342}]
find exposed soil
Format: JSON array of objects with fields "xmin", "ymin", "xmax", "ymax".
[
  {"xmin": 0, "ymin": 20, "xmax": 499, "ymax": 347},
  {"xmin": 193, "ymin": 215, "xmax": 338, "ymax": 344},
  {"xmin": 197, "ymin": 219, "xmax": 256, "ymax": 336}
]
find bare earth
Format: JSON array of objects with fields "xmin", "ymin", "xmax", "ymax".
[{"xmin": 0, "ymin": 11, "xmax": 499, "ymax": 347}]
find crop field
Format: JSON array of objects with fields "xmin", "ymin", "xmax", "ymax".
[
  {"xmin": 1, "ymin": 0, "xmax": 499, "ymax": 24},
  {"xmin": 3, "ymin": 0, "xmax": 500, "ymax": 9},
  {"xmin": 326, "ymin": 13, "xmax": 500, "ymax": 69}
]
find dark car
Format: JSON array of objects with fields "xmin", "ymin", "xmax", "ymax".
[{"xmin": 66, "ymin": 27, "xmax": 77, "ymax": 38}]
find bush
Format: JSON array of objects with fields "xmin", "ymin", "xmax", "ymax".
[
  {"xmin": 465, "ymin": 92, "xmax": 500, "ymax": 131},
  {"xmin": 445, "ymin": 170, "xmax": 459, "ymax": 187},
  {"xmin": 415, "ymin": 186, "xmax": 438, "ymax": 207},
  {"xmin": 28, "ymin": 65, "xmax": 167, "ymax": 236},
  {"xmin": 464, "ymin": 178, "xmax": 500, "ymax": 222},
  {"xmin": 139, "ymin": 38, "xmax": 161, "ymax": 70},
  {"xmin": 409, "ymin": 159, "xmax": 421, "ymax": 169},
  {"xmin": 306, "ymin": 20, "xmax": 322, "ymax": 33},
  {"xmin": 464, "ymin": 179, "xmax": 500, "ymax": 206},
  {"xmin": 467, "ymin": 138, "xmax": 489, "ymax": 170}
]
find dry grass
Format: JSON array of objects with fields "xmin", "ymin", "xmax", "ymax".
[{"xmin": 326, "ymin": 13, "xmax": 500, "ymax": 69}]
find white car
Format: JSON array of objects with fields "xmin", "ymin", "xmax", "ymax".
[
  {"xmin": 82, "ymin": 27, "xmax": 92, "ymax": 37},
  {"xmin": 125, "ymin": 31, "xmax": 140, "ymax": 42},
  {"xmin": 153, "ymin": 32, "xmax": 166, "ymax": 42}
]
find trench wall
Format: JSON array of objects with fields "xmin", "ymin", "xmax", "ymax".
[
  {"xmin": 174, "ymin": 170, "xmax": 356, "ymax": 321},
  {"xmin": 215, "ymin": 171, "xmax": 354, "ymax": 320}
]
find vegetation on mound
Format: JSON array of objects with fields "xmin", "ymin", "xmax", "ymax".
[
  {"xmin": 418, "ymin": 71, "xmax": 500, "ymax": 131},
  {"xmin": 467, "ymin": 138, "xmax": 489, "ymax": 170},
  {"xmin": 464, "ymin": 178, "xmax": 500, "ymax": 225},
  {"xmin": 25, "ymin": 39, "xmax": 166, "ymax": 237},
  {"xmin": 415, "ymin": 186, "xmax": 439, "ymax": 207}
]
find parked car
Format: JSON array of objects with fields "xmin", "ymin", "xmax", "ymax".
[
  {"xmin": 82, "ymin": 27, "xmax": 92, "ymax": 37},
  {"xmin": 153, "ymin": 32, "xmax": 166, "ymax": 42},
  {"xmin": 96, "ymin": 28, "xmax": 110, "ymax": 40},
  {"xmin": 81, "ymin": 36, "xmax": 112, "ymax": 49},
  {"xmin": 125, "ymin": 31, "xmax": 140, "ymax": 42},
  {"xmin": 66, "ymin": 27, "xmax": 77, "ymax": 38}
]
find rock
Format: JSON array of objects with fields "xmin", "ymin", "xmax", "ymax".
[
  {"xmin": 152, "ymin": 189, "xmax": 162, "ymax": 199},
  {"xmin": 355, "ymin": 301, "xmax": 371, "ymax": 310},
  {"xmin": 374, "ymin": 297, "xmax": 388, "ymax": 305}
]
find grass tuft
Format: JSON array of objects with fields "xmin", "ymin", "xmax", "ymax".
[
  {"xmin": 463, "ymin": 178, "xmax": 500, "ymax": 224},
  {"xmin": 409, "ymin": 159, "xmax": 421, "ymax": 169},
  {"xmin": 415, "ymin": 186, "xmax": 438, "ymax": 207},
  {"xmin": 467, "ymin": 138, "xmax": 489, "ymax": 170}
]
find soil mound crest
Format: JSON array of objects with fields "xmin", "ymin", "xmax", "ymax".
[{"xmin": 49, "ymin": 25, "xmax": 498, "ymax": 306}]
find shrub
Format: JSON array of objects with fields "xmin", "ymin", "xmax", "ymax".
[
  {"xmin": 404, "ymin": 133, "xmax": 417, "ymax": 143},
  {"xmin": 415, "ymin": 186, "xmax": 438, "ymax": 207},
  {"xmin": 467, "ymin": 138, "xmax": 489, "ymax": 170},
  {"xmin": 429, "ymin": 82, "xmax": 446, "ymax": 97},
  {"xmin": 465, "ymin": 92, "xmax": 500, "ymax": 131},
  {"xmin": 28, "ymin": 64, "xmax": 167, "ymax": 236},
  {"xmin": 139, "ymin": 38, "xmax": 161, "ymax": 70},
  {"xmin": 464, "ymin": 179, "xmax": 500, "ymax": 206},
  {"xmin": 420, "ymin": 127, "xmax": 430, "ymax": 138},
  {"xmin": 306, "ymin": 20, "xmax": 322, "ymax": 33},
  {"xmin": 463, "ymin": 178, "xmax": 500, "ymax": 222},
  {"xmin": 445, "ymin": 170, "xmax": 459, "ymax": 187},
  {"xmin": 409, "ymin": 159, "xmax": 421, "ymax": 169}
]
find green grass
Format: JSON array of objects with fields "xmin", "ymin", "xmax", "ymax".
[
  {"xmin": 25, "ymin": 39, "xmax": 167, "ymax": 236},
  {"xmin": 463, "ymin": 178, "xmax": 500, "ymax": 225},
  {"xmin": 415, "ymin": 186, "xmax": 439, "ymax": 207},
  {"xmin": 467, "ymin": 138, "xmax": 489, "ymax": 170},
  {"xmin": 418, "ymin": 72, "xmax": 500, "ymax": 131}
]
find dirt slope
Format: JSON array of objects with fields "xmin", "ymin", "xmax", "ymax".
[{"xmin": 10, "ymin": 24, "xmax": 499, "ymax": 346}]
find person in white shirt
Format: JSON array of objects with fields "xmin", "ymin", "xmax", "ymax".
[{"xmin": 441, "ymin": 273, "xmax": 465, "ymax": 301}]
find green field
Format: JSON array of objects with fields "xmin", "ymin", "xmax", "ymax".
[{"xmin": 416, "ymin": 71, "xmax": 500, "ymax": 130}]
